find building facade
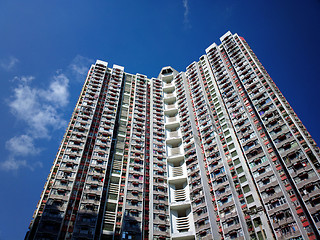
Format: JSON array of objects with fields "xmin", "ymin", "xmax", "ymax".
[{"xmin": 26, "ymin": 31, "xmax": 320, "ymax": 240}]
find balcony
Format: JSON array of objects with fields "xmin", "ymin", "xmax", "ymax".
[
  {"xmin": 170, "ymin": 165, "xmax": 185, "ymax": 178},
  {"xmin": 176, "ymin": 216, "xmax": 190, "ymax": 231},
  {"xmin": 165, "ymin": 102, "xmax": 177, "ymax": 111},
  {"xmin": 171, "ymin": 208, "xmax": 195, "ymax": 240},
  {"xmin": 167, "ymin": 145, "xmax": 184, "ymax": 158},
  {"xmin": 166, "ymin": 128, "xmax": 182, "ymax": 145},
  {"xmin": 163, "ymin": 81, "xmax": 174, "ymax": 88},
  {"xmin": 165, "ymin": 115, "xmax": 179, "ymax": 124},
  {"xmin": 164, "ymin": 92, "xmax": 176, "ymax": 99},
  {"xmin": 161, "ymin": 72, "xmax": 174, "ymax": 83},
  {"xmin": 169, "ymin": 179, "xmax": 189, "ymax": 205},
  {"xmin": 174, "ymin": 189, "xmax": 187, "ymax": 202}
]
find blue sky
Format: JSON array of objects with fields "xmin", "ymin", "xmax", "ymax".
[{"xmin": 0, "ymin": 0, "xmax": 319, "ymax": 239}]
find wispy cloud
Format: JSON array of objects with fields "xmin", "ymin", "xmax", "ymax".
[
  {"xmin": 69, "ymin": 55, "xmax": 93, "ymax": 81},
  {"xmin": 183, "ymin": 0, "xmax": 191, "ymax": 28},
  {"xmin": 0, "ymin": 156, "xmax": 27, "ymax": 171},
  {"xmin": 0, "ymin": 155, "xmax": 42, "ymax": 171},
  {"xmin": 39, "ymin": 72, "xmax": 69, "ymax": 107},
  {"xmin": 0, "ymin": 56, "xmax": 19, "ymax": 71},
  {"xmin": 5, "ymin": 135, "xmax": 41, "ymax": 156}
]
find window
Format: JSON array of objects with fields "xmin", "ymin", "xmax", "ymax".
[
  {"xmin": 243, "ymin": 185, "xmax": 250, "ymax": 194},
  {"xmin": 233, "ymin": 158, "xmax": 240, "ymax": 165},
  {"xmin": 239, "ymin": 175, "xmax": 247, "ymax": 183},
  {"xmin": 246, "ymin": 195, "xmax": 254, "ymax": 204},
  {"xmin": 231, "ymin": 151, "xmax": 237, "ymax": 158},
  {"xmin": 236, "ymin": 166, "xmax": 243, "ymax": 174},
  {"xmin": 228, "ymin": 143, "xmax": 235, "ymax": 150}
]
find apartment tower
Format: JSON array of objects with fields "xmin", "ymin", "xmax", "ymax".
[{"xmin": 26, "ymin": 31, "xmax": 320, "ymax": 240}]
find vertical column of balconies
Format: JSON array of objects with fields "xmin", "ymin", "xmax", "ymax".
[
  {"xmin": 204, "ymin": 43, "xmax": 278, "ymax": 240},
  {"xmin": 106, "ymin": 74, "xmax": 136, "ymax": 239},
  {"xmin": 142, "ymin": 80, "xmax": 151, "ymax": 240},
  {"xmin": 219, "ymin": 35, "xmax": 290, "ymax": 240},
  {"xmin": 183, "ymin": 63, "xmax": 222, "ymax": 240},
  {"xmin": 189, "ymin": 59, "xmax": 226, "ymax": 240},
  {"xmin": 28, "ymin": 61, "xmax": 108, "ymax": 240},
  {"xmin": 150, "ymin": 77, "xmax": 170, "ymax": 240},
  {"xmin": 186, "ymin": 61, "xmax": 249, "ymax": 240},
  {"xmin": 217, "ymin": 32, "xmax": 313, "ymax": 239},
  {"xmin": 201, "ymin": 49, "xmax": 279, "ymax": 240},
  {"xmin": 185, "ymin": 65, "xmax": 214, "ymax": 239},
  {"xmin": 160, "ymin": 68, "xmax": 195, "ymax": 240},
  {"xmin": 224, "ymin": 33, "xmax": 320, "ymax": 239},
  {"xmin": 94, "ymin": 68, "xmax": 133, "ymax": 239},
  {"xmin": 206, "ymin": 43, "xmax": 268, "ymax": 239},
  {"xmin": 120, "ymin": 74, "xmax": 148, "ymax": 239},
  {"xmin": 224, "ymin": 35, "xmax": 300, "ymax": 239},
  {"xmin": 68, "ymin": 64, "xmax": 123, "ymax": 239},
  {"xmin": 198, "ymin": 51, "xmax": 239, "ymax": 240},
  {"xmin": 66, "ymin": 62, "xmax": 109, "ymax": 239}
]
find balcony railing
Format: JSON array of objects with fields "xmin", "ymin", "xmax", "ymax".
[
  {"xmin": 108, "ymin": 183, "xmax": 119, "ymax": 195},
  {"xmin": 166, "ymin": 116, "xmax": 179, "ymax": 123},
  {"xmin": 168, "ymin": 146, "xmax": 183, "ymax": 156},
  {"xmin": 163, "ymin": 82, "xmax": 174, "ymax": 87},
  {"xmin": 164, "ymin": 92, "xmax": 176, "ymax": 98},
  {"xmin": 167, "ymin": 130, "xmax": 181, "ymax": 139},
  {"xmin": 174, "ymin": 189, "xmax": 187, "ymax": 202},
  {"xmin": 172, "ymin": 166, "xmax": 184, "ymax": 177},
  {"xmin": 176, "ymin": 216, "xmax": 190, "ymax": 231},
  {"xmin": 165, "ymin": 103, "xmax": 177, "ymax": 110}
]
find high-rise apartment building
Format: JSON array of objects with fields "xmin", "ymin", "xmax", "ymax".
[{"xmin": 26, "ymin": 31, "xmax": 320, "ymax": 240}]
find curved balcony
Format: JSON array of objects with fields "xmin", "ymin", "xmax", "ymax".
[
  {"xmin": 164, "ymin": 91, "xmax": 176, "ymax": 99},
  {"xmin": 165, "ymin": 102, "xmax": 177, "ymax": 111},
  {"xmin": 162, "ymin": 73, "xmax": 174, "ymax": 83},
  {"xmin": 167, "ymin": 143, "xmax": 183, "ymax": 157},
  {"xmin": 171, "ymin": 166, "xmax": 184, "ymax": 177},
  {"xmin": 169, "ymin": 179, "xmax": 189, "ymax": 205},
  {"xmin": 167, "ymin": 130, "xmax": 181, "ymax": 138},
  {"xmin": 162, "ymin": 81, "xmax": 174, "ymax": 88},
  {"xmin": 164, "ymin": 94, "xmax": 176, "ymax": 104},
  {"xmin": 167, "ymin": 155, "xmax": 184, "ymax": 165},
  {"xmin": 170, "ymin": 208, "xmax": 195, "ymax": 239},
  {"xmin": 166, "ymin": 126, "xmax": 182, "ymax": 146},
  {"xmin": 165, "ymin": 115, "xmax": 179, "ymax": 124},
  {"xmin": 174, "ymin": 189, "xmax": 187, "ymax": 202},
  {"xmin": 163, "ymin": 83, "xmax": 175, "ymax": 93}
]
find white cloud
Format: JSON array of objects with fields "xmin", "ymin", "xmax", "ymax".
[
  {"xmin": 12, "ymin": 75, "xmax": 34, "ymax": 84},
  {"xmin": 9, "ymin": 75, "xmax": 68, "ymax": 138},
  {"xmin": 0, "ymin": 156, "xmax": 42, "ymax": 171},
  {"xmin": 183, "ymin": 0, "xmax": 191, "ymax": 28},
  {"xmin": 5, "ymin": 135, "xmax": 40, "ymax": 156},
  {"xmin": 39, "ymin": 73, "xmax": 69, "ymax": 107},
  {"xmin": 0, "ymin": 56, "xmax": 19, "ymax": 71},
  {"xmin": 69, "ymin": 55, "xmax": 93, "ymax": 81},
  {"xmin": 1, "ymin": 64, "xmax": 72, "ymax": 171},
  {"xmin": 0, "ymin": 157, "xmax": 27, "ymax": 171}
]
